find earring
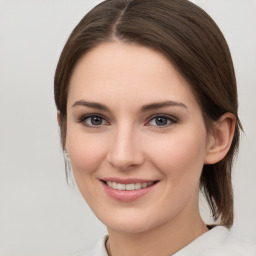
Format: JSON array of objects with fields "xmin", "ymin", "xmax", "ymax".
[
  {"xmin": 64, "ymin": 150, "xmax": 69, "ymax": 160},
  {"xmin": 64, "ymin": 150, "xmax": 72, "ymax": 172}
]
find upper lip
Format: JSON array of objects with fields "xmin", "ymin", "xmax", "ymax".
[{"xmin": 101, "ymin": 178, "xmax": 158, "ymax": 184}]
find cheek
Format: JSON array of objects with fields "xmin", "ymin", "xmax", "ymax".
[
  {"xmin": 146, "ymin": 130, "xmax": 207, "ymax": 182},
  {"xmin": 65, "ymin": 129, "xmax": 109, "ymax": 204},
  {"xmin": 65, "ymin": 129, "xmax": 107, "ymax": 176}
]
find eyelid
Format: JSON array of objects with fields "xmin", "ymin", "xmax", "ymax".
[
  {"xmin": 145, "ymin": 114, "xmax": 178, "ymax": 127},
  {"xmin": 78, "ymin": 113, "xmax": 110, "ymax": 127},
  {"xmin": 77, "ymin": 113, "xmax": 178, "ymax": 127}
]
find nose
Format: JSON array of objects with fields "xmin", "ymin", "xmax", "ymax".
[{"xmin": 106, "ymin": 125, "xmax": 144, "ymax": 170}]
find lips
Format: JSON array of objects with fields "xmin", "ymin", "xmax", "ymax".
[{"xmin": 101, "ymin": 178, "xmax": 158, "ymax": 202}]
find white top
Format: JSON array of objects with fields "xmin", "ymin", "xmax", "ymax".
[{"xmin": 75, "ymin": 226, "xmax": 256, "ymax": 256}]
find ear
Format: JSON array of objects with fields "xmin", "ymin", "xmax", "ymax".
[
  {"xmin": 57, "ymin": 111, "xmax": 62, "ymax": 126},
  {"xmin": 204, "ymin": 113, "xmax": 236, "ymax": 164}
]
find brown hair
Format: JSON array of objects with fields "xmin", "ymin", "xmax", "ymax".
[{"xmin": 54, "ymin": 0, "xmax": 242, "ymax": 228}]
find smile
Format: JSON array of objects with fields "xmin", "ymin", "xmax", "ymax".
[
  {"xmin": 105, "ymin": 181, "xmax": 154, "ymax": 191},
  {"xmin": 101, "ymin": 179, "xmax": 158, "ymax": 202}
]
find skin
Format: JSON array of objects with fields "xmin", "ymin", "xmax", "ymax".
[{"xmin": 62, "ymin": 42, "xmax": 235, "ymax": 256}]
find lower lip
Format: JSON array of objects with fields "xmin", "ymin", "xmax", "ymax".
[{"xmin": 101, "ymin": 181, "xmax": 158, "ymax": 202}]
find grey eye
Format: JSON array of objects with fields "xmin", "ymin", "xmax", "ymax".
[
  {"xmin": 155, "ymin": 116, "xmax": 170, "ymax": 126},
  {"xmin": 148, "ymin": 115, "xmax": 177, "ymax": 127},
  {"xmin": 89, "ymin": 116, "xmax": 103, "ymax": 125},
  {"xmin": 82, "ymin": 115, "xmax": 108, "ymax": 126}
]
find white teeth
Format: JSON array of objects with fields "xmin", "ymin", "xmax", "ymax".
[
  {"xmin": 125, "ymin": 184, "xmax": 135, "ymax": 190},
  {"xmin": 135, "ymin": 183, "xmax": 142, "ymax": 189},
  {"xmin": 112, "ymin": 182, "xmax": 117, "ymax": 189},
  {"xmin": 142, "ymin": 182, "xmax": 147, "ymax": 188},
  {"xmin": 106, "ymin": 181, "xmax": 154, "ymax": 190},
  {"xmin": 117, "ymin": 183, "xmax": 126, "ymax": 190}
]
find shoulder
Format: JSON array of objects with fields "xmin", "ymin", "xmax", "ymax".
[
  {"xmin": 174, "ymin": 226, "xmax": 256, "ymax": 256},
  {"xmin": 203, "ymin": 231, "xmax": 256, "ymax": 256},
  {"xmin": 73, "ymin": 235, "xmax": 108, "ymax": 256},
  {"xmin": 199, "ymin": 226, "xmax": 256, "ymax": 256}
]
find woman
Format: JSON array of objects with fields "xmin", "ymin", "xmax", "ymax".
[{"xmin": 54, "ymin": 0, "xmax": 256, "ymax": 255}]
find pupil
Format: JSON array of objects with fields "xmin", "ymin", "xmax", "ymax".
[
  {"xmin": 156, "ymin": 117, "xmax": 167, "ymax": 126},
  {"xmin": 91, "ymin": 116, "xmax": 102, "ymax": 125}
]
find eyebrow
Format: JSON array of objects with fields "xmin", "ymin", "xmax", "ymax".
[
  {"xmin": 72, "ymin": 100, "xmax": 188, "ymax": 112},
  {"xmin": 72, "ymin": 100, "xmax": 110, "ymax": 112},
  {"xmin": 140, "ymin": 101, "xmax": 188, "ymax": 112}
]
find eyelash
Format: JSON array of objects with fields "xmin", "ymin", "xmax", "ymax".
[
  {"xmin": 146, "ymin": 114, "xmax": 178, "ymax": 127},
  {"xmin": 78, "ymin": 114, "xmax": 178, "ymax": 128},
  {"xmin": 78, "ymin": 114, "xmax": 109, "ymax": 128}
]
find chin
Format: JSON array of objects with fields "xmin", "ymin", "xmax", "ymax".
[
  {"xmin": 100, "ymin": 212, "xmax": 165, "ymax": 234},
  {"xmin": 107, "ymin": 221, "xmax": 152, "ymax": 234}
]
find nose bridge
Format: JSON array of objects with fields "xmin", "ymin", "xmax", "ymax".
[{"xmin": 107, "ymin": 122, "xmax": 144, "ymax": 170}]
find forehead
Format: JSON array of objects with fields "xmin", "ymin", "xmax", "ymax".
[{"xmin": 68, "ymin": 42, "xmax": 199, "ymax": 110}]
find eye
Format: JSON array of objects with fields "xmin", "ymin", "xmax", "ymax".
[
  {"xmin": 147, "ymin": 115, "xmax": 177, "ymax": 127},
  {"xmin": 79, "ymin": 114, "xmax": 108, "ymax": 127}
]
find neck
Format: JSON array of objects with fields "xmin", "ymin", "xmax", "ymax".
[{"xmin": 106, "ymin": 211, "xmax": 208, "ymax": 256}]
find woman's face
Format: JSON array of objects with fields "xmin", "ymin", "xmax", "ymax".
[{"xmin": 65, "ymin": 42, "xmax": 212, "ymax": 233}]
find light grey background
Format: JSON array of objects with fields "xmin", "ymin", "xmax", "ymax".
[{"xmin": 0, "ymin": 0, "xmax": 255, "ymax": 255}]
